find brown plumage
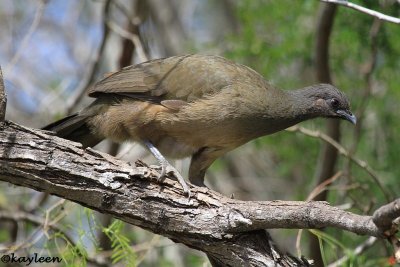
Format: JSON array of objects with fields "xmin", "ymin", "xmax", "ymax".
[{"xmin": 43, "ymin": 54, "xmax": 356, "ymax": 194}]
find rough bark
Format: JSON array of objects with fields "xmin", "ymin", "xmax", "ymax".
[
  {"xmin": 1, "ymin": 121, "xmax": 396, "ymax": 266},
  {"xmin": 0, "ymin": 67, "xmax": 6, "ymax": 121}
]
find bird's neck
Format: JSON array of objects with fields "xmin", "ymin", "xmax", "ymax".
[
  {"xmin": 232, "ymin": 85, "xmax": 323, "ymax": 143},
  {"xmin": 247, "ymin": 86, "xmax": 320, "ymax": 137},
  {"xmin": 286, "ymin": 85, "xmax": 321, "ymax": 121},
  {"xmin": 259, "ymin": 86, "xmax": 320, "ymax": 122}
]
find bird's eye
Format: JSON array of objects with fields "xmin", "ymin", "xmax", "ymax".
[{"xmin": 330, "ymin": 98, "xmax": 339, "ymax": 109}]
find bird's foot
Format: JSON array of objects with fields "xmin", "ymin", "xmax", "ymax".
[
  {"xmin": 143, "ymin": 140, "xmax": 190, "ymax": 197},
  {"xmin": 158, "ymin": 159, "xmax": 191, "ymax": 197}
]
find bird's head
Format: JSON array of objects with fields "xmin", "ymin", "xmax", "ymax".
[{"xmin": 303, "ymin": 83, "xmax": 357, "ymax": 124}]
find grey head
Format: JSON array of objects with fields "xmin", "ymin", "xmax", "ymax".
[{"xmin": 292, "ymin": 83, "xmax": 357, "ymax": 124}]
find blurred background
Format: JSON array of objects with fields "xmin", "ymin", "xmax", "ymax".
[{"xmin": 0, "ymin": 0, "xmax": 399, "ymax": 266}]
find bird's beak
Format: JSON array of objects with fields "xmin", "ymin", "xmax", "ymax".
[{"xmin": 336, "ymin": 109, "xmax": 357, "ymax": 125}]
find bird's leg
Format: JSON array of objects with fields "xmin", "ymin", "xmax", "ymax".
[
  {"xmin": 189, "ymin": 147, "xmax": 221, "ymax": 187},
  {"xmin": 143, "ymin": 140, "xmax": 190, "ymax": 196}
]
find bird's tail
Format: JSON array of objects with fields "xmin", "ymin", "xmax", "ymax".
[{"xmin": 42, "ymin": 114, "xmax": 103, "ymax": 148}]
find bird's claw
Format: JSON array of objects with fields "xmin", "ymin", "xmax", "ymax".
[
  {"xmin": 157, "ymin": 160, "xmax": 191, "ymax": 197},
  {"xmin": 157, "ymin": 160, "xmax": 168, "ymax": 182}
]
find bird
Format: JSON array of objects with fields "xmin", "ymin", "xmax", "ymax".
[{"xmin": 43, "ymin": 54, "xmax": 356, "ymax": 196}]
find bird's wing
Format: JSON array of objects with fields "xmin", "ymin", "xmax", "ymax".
[{"xmin": 88, "ymin": 54, "xmax": 267, "ymax": 104}]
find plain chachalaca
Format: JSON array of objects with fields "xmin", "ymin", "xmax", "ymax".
[{"xmin": 43, "ymin": 54, "xmax": 356, "ymax": 195}]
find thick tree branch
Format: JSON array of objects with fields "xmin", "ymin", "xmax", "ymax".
[
  {"xmin": 0, "ymin": 121, "xmax": 399, "ymax": 265},
  {"xmin": 373, "ymin": 199, "xmax": 400, "ymax": 232}
]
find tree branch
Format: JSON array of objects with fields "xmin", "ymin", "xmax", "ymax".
[
  {"xmin": 321, "ymin": 0, "xmax": 400, "ymax": 25},
  {"xmin": 287, "ymin": 125, "xmax": 390, "ymax": 201},
  {"xmin": 65, "ymin": 0, "xmax": 112, "ymax": 114},
  {"xmin": 0, "ymin": 67, "xmax": 6, "ymax": 121},
  {"xmin": 373, "ymin": 199, "xmax": 400, "ymax": 232},
  {"xmin": 106, "ymin": 20, "xmax": 148, "ymax": 62},
  {"xmin": 0, "ymin": 120, "xmax": 399, "ymax": 265},
  {"xmin": 4, "ymin": 0, "xmax": 46, "ymax": 75}
]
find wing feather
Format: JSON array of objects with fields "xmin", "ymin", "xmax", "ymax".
[{"xmin": 88, "ymin": 54, "xmax": 267, "ymax": 105}]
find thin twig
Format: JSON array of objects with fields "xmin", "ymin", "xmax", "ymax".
[
  {"xmin": 65, "ymin": 0, "xmax": 112, "ymax": 114},
  {"xmin": 4, "ymin": 199, "xmax": 67, "ymax": 253},
  {"xmin": 327, "ymin": 236, "xmax": 377, "ymax": 267},
  {"xmin": 0, "ymin": 210, "xmax": 74, "ymax": 248},
  {"xmin": 5, "ymin": 0, "xmax": 46, "ymax": 74},
  {"xmin": 135, "ymin": 235, "xmax": 161, "ymax": 264},
  {"xmin": 307, "ymin": 171, "xmax": 342, "ymax": 201},
  {"xmin": 112, "ymin": 0, "xmax": 143, "ymax": 27},
  {"xmin": 286, "ymin": 125, "xmax": 391, "ymax": 201},
  {"xmin": 0, "ymin": 209, "xmax": 105, "ymax": 266},
  {"xmin": 44, "ymin": 199, "xmax": 67, "ymax": 234},
  {"xmin": 25, "ymin": 192, "xmax": 50, "ymax": 213},
  {"xmin": 321, "ymin": 0, "xmax": 400, "ymax": 24},
  {"xmin": 107, "ymin": 20, "xmax": 148, "ymax": 62}
]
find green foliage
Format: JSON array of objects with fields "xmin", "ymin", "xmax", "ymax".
[
  {"xmin": 0, "ymin": 227, "xmax": 9, "ymax": 243},
  {"xmin": 309, "ymin": 229, "xmax": 394, "ymax": 267},
  {"xmin": 55, "ymin": 236, "xmax": 88, "ymax": 267},
  {"xmin": 310, "ymin": 229, "xmax": 349, "ymax": 266},
  {"xmin": 226, "ymin": 0, "xmax": 318, "ymax": 87},
  {"xmin": 102, "ymin": 220, "xmax": 137, "ymax": 266}
]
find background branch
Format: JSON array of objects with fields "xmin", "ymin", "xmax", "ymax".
[
  {"xmin": 287, "ymin": 125, "xmax": 390, "ymax": 201},
  {"xmin": 65, "ymin": 0, "xmax": 112, "ymax": 115},
  {"xmin": 4, "ymin": 0, "xmax": 46, "ymax": 75},
  {"xmin": 321, "ymin": 0, "xmax": 400, "ymax": 24}
]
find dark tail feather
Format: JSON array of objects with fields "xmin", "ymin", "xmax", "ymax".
[{"xmin": 42, "ymin": 114, "xmax": 103, "ymax": 148}]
